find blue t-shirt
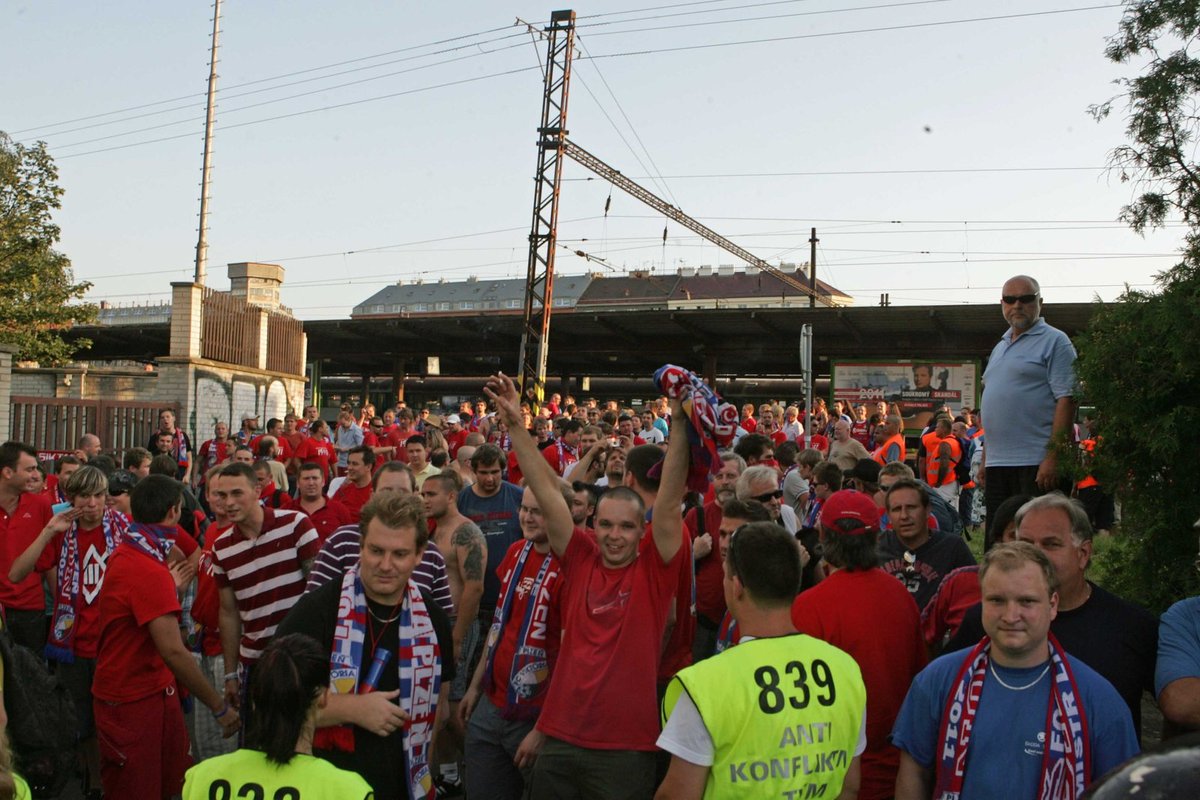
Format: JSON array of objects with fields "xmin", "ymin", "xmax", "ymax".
[
  {"xmin": 456, "ymin": 481, "xmax": 524, "ymax": 612},
  {"xmin": 980, "ymin": 318, "xmax": 1077, "ymax": 467},
  {"xmin": 332, "ymin": 423, "xmax": 364, "ymax": 468},
  {"xmin": 1155, "ymin": 596, "xmax": 1200, "ymax": 696},
  {"xmin": 892, "ymin": 647, "xmax": 1139, "ymax": 798}
]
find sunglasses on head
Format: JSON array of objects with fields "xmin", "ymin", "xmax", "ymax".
[{"xmin": 1001, "ymin": 293, "xmax": 1038, "ymax": 305}]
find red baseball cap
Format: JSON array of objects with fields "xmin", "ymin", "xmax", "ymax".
[{"xmin": 819, "ymin": 489, "xmax": 880, "ymax": 534}]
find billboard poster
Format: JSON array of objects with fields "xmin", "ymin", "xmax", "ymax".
[{"xmin": 831, "ymin": 360, "xmax": 980, "ymax": 435}]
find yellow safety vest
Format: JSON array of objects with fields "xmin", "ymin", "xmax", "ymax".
[{"xmin": 662, "ymin": 634, "xmax": 866, "ymax": 800}]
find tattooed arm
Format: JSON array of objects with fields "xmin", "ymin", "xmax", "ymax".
[{"xmin": 452, "ymin": 521, "xmax": 487, "ymax": 652}]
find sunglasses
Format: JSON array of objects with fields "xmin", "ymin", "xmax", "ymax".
[
  {"xmin": 1001, "ymin": 293, "xmax": 1039, "ymax": 305},
  {"xmin": 750, "ymin": 489, "xmax": 783, "ymax": 503}
]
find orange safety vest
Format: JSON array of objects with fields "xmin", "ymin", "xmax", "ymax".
[
  {"xmin": 922, "ymin": 432, "xmax": 961, "ymax": 487},
  {"xmin": 872, "ymin": 433, "xmax": 907, "ymax": 465},
  {"xmin": 1077, "ymin": 438, "xmax": 1099, "ymax": 490}
]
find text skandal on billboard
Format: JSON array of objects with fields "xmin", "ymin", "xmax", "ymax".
[{"xmin": 831, "ymin": 361, "xmax": 979, "ymax": 435}]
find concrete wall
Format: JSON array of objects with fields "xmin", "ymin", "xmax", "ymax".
[{"xmin": 160, "ymin": 358, "xmax": 305, "ymax": 441}]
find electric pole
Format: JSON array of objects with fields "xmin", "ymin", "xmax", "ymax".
[{"xmin": 194, "ymin": 0, "xmax": 222, "ymax": 286}]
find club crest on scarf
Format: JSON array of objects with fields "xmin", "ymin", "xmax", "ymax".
[{"xmin": 653, "ymin": 364, "xmax": 738, "ymax": 493}]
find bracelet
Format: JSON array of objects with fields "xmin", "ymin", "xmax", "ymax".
[
  {"xmin": 223, "ymin": 672, "xmax": 239, "ymax": 682},
  {"xmin": 212, "ymin": 701, "xmax": 230, "ymax": 719}
]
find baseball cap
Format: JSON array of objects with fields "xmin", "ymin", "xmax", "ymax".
[
  {"xmin": 843, "ymin": 458, "xmax": 881, "ymax": 485},
  {"xmin": 446, "ymin": 414, "xmax": 462, "ymax": 425},
  {"xmin": 819, "ymin": 489, "xmax": 880, "ymax": 534},
  {"xmin": 108, "ymin": 469, "xmax": 140, "ymax": 495},
  {"xmin": 241, "ymin": 411, "xmax": 258, "ymax": 421}
]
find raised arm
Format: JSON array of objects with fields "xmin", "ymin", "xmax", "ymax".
[
  {"xmin": 652, "ymin": 399, "xmax": 688, "ymax": 565},
  {"xmin": 484, "ymin": 373, "xmax": 574, "ymax": 558}
]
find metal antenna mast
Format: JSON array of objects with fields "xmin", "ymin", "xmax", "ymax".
[
  {"xmin": 194, "ymin": 0, "xmax": 222, "ymax": 285},
  {"xmin": 517, "ymin": 9, "xmax": 576, "ymax": 410}
]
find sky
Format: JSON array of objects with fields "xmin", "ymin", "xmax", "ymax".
[{"xmin": 2, "ymin": 0, "xmax": 1185, "ymax": 319}]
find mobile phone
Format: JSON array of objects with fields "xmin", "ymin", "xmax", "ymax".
[
  {"xmin": 52, "ymin": 501, "xmax": 72, "ymax": 514},
  {"xmin": 609, "ymin": 438, "xmax": 620, "ymax": 448}
]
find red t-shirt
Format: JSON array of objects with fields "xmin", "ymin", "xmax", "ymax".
[
  {"xmin": 294, "ymin": 498, "xmax": 354, "ymax": 546},
  {"xmin": 791, "ymin": 569, "xmax": 927, "ymax": 800},
  {"xmin": 657, "ymin": 529, "xmax": 694, "ymax": 685},
  {"xmin": 93, "ymin": 545, "xmax": 181, "ymax": 702},
  {"xmin": 0, "ymin": 492, "xmax": 53, "ymax": 611},
  {"xmin": 294, "ymin": 438, "xmax": 334, "ymax": 481},
  {"xmin": 446, "ymin": 429, "xmax": 469, "ymax": 460},
  {"xmin": 486, "ymin": 541, "xmax": 563, "ymax": 713},
  {"xmin": 192, "ymin": 525, "xmax": 231, "ymax": 657},
  {"xmin": 210, "ymin": 508, "xmax": 320, "ymax": 665},
  {"xmin": 920, "ymin": 565, "xmax": 981, "ymax": 647},
  {"xmin": 685, "ymin": 502, "xmax": 725, "ymax": 623},
  {"xmin": 540, "ymin": 442, "xmax": 577, "ymax": 477},
  {"xmin": 536, "ymin": 529, "xmax": 681, "ymax": 751},
  {"xmin": 36, "ymin": 523, "xmax": 115, "ymax": 658},
  {"xmin": 332, "ymin": 481, "xmax": 372, "ymax": 523},
  {"xmin": 198, "ymin": 439, "xmax": 231, "ymax": 473},
  {"xmin": 741, "ymin": 417, "xmax": 757, "ymax": 433},
  {"xmin": 385, "ymin": 428, "xmax": 412, "ymax": 463},
  {"xmin": 362, "ymin": 431, "xmax": 389, "ymax": 469}
]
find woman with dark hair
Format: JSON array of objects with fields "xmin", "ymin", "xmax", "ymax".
[{"xmin": 181, "ymin": 633, "xmax": 371, "ymax": 799}]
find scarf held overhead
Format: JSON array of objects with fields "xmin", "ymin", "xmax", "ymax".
[{"xmin": 653, "ymin": 364, "xmax": 738, "ymax": 492}]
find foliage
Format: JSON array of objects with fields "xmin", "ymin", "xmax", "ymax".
[
  {"xmin": 0, "ymin": 132, "xmax": 95, "ymax": 364},
  {"xmin": 1080, "ymin": 1, "xmax": 1200, "ymax": 612}
]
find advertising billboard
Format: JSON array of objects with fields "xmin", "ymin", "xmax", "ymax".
[{"xmin": 831, "ymin": 360, "xmax": 980, "ymax": 435}]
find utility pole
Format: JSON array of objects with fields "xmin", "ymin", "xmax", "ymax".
[
  {"xmin": 517, "ymin": 9, "xmax": 576, "ymax": 412},
  {"xmin": 808, "ymin": 227, "xmax": 818, "ymax": 308},
  {"xmin": 194, "ymin": 0, "xmax": 222, "ymax": 286}
]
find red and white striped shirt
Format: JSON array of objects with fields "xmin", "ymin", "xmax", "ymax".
[{"xmin": 210, "ymin": 507, "xmax": 320, "ymax": 665}]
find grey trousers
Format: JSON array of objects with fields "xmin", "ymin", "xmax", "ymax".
[
  {"xmin": 527, "ymin": 735, "xmax": 656, "ymax": 800},
  {"xmin": 465, "ymin": 694, "xmax": 534, "ymax": 800}
]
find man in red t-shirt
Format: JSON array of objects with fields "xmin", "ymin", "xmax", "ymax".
[
  {"xmin": 791, "ymin": 490, "xmax": 927, "ymax": 800},
  {"xmin": 0, "ymin": 441, "xmax": 55, "ymax": 652},
  {"xmin": 484, "ymin": 373, "xmax": 687, "ymax": 799},
  {"xmin": 445, "ymin": 414, "xmax": 470, "ymax": 460},
  {"xmin": 293, "ymin": 419, "xmax": 335, "ymax": 485},
  {"xmin": 93, "ymin": 474, "xmax": 239, "ymax": 797},
  {"xmin": 332, "ymin": 446, "xmax": 374, "ymax": 522},
  {"xmin": 540, "ymin": 420, "xmax": 582, "ymax": 477},
  {"xmin": 385, "ymin": 408, "xmax": 416, "ymax": 463},
  {"xmin": 292, "ymin": 463, "xmax": 353, "ymax": 545}
]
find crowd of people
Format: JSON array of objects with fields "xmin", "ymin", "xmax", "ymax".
[{"xmin": 0, "ymin": 274, "xmax": 1195, "ymax": 799}]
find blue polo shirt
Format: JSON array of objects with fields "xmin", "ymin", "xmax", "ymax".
[
  {"xmin": 980, "ymin": 318, "xmax": 1076, "ymax": 467},
  {"xmin": 1155, "ymin": 596, "xmax": 1200, "ymax": 696}
]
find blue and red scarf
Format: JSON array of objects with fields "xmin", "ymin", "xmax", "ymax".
[
  {"xmin": 482, "ymin": 541, "xmax": 557, "ymax": 721},
  {"xmin": 46, "ymin": 508, "xmax": 129, "ymax": 663},
  {"xmin": 319, "ymin": 565, "xmax": 441, "ymax": 800},
  {"xmin": 653, "ymin": 364, "xmax": 738, "ymax": 493},
  {"xmin": 936, "ymin": 634, "xmax": 1090, "ymax": 800}
]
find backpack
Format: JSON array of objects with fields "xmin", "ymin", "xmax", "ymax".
[
  {"xmin": 953, "ymin": 436, "xmax": 974, "ymax": 486},
  {"xmin": 0, "ymin": 629, "xmax": 78, "ymax": 798}
]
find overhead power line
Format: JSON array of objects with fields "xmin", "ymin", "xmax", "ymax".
[
  {"xmin": 578, "ymin": 5, "xmax": 1122, "ymax": 59},
  {"xmin": 12, "ymin": 22, "xmax": 524, "ymax": 136}
]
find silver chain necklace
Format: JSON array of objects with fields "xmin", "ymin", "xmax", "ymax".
[{"xmin": 988, "ymin": 661, "xmax": 1050, "ymax": 691}]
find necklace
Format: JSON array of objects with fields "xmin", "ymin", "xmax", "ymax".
[
  {"xmin": 368, "ymin": 602, "xmax": 403, "ymax": 624},
  {"xmin": 988, "ymin": 661, "xmax": 1050, "ymax": 691}
]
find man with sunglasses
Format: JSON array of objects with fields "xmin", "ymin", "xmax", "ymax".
[
  {"xmin": 736, "ymin": 465, "xmax": 799, "ymax": 535},
  {"xmin": 980, "ymin": 275, "xmax": 1077, "ymax": 541}
]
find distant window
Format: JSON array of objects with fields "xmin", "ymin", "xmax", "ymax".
[
  {"xmin": 507, "ymin": 300, "xmax": 521, "ymax": 309},
  {"xmin": 436, "ymin": 302, "xmax": 451, "ymax": 311},
  {"xmin": 414, "ymin": 304, "xmax": 428, "ymax": 312},
  {"xmin": 554, "ymin": 298, "xmax": 570, "ymax": 307},
  {"xmin": 485, "ymin": 301, "xmax": 497, "ymax": 309},
  {"xmin": 460, "ymin": 302, "xmax": 474, "ymax": 310}
]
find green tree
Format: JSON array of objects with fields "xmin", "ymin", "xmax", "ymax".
[
  {"xmin": 1082, "ymin": 0, "xmax": 1200, "ymax": 612},
  {"xmin": 0, "ymin": 131, "xmax": 95, "ymax": 364}
]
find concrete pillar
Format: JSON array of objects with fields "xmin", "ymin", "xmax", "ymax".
[
  {"xmin": 392, "ymin": 358, "xmax": 406, "ymax": 406},
  {"xmin": 170, "ymin": 282, "xmax": 204, "ymax": 359},
  {"xmin": 255, "ymin": 308, "xmax": 269, "ymax": 370},
  {"xmin": 0, "ymin": 343, "xmax": 16, "ymax": 440},
  {"xmin": 704, "ymin": 353, "xmax": 718, "ymax": 387}
]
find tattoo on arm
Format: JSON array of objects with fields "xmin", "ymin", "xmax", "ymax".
[{"xmin": 454, "ymin": 524, "xmax": 486, "ymax": 582}]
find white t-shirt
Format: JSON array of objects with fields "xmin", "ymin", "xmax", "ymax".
[{"xmin": 639, "ymin": 427, "xmax": 665, "ymax": 445}]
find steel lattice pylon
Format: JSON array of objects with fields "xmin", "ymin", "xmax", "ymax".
[{"xmin": 517, "ymin": 9, "xmax": 576, "ymax": 410}]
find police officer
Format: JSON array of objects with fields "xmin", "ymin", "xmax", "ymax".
[{"xmin": 656, "ymin": 522, "xmax": 867, "ymax": 800}]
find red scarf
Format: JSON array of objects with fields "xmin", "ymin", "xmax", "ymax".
[{"xmin": 936, "ymin": 634, "xmax": 1091, "ymax": 800}]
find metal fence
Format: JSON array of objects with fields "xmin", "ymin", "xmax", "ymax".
[{"xmin": 10, "ymin": 396, "xmax": 174, "ymax": 459}]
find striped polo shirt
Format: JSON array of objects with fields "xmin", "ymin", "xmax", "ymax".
[{"xmin": 210, "ymin": 507, "xmax": 320, "ymax": 665}]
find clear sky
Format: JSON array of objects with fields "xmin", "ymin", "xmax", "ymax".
[{"xmin": 2, "ymin": 0, "xmax": 1182, "ymax": 319}]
